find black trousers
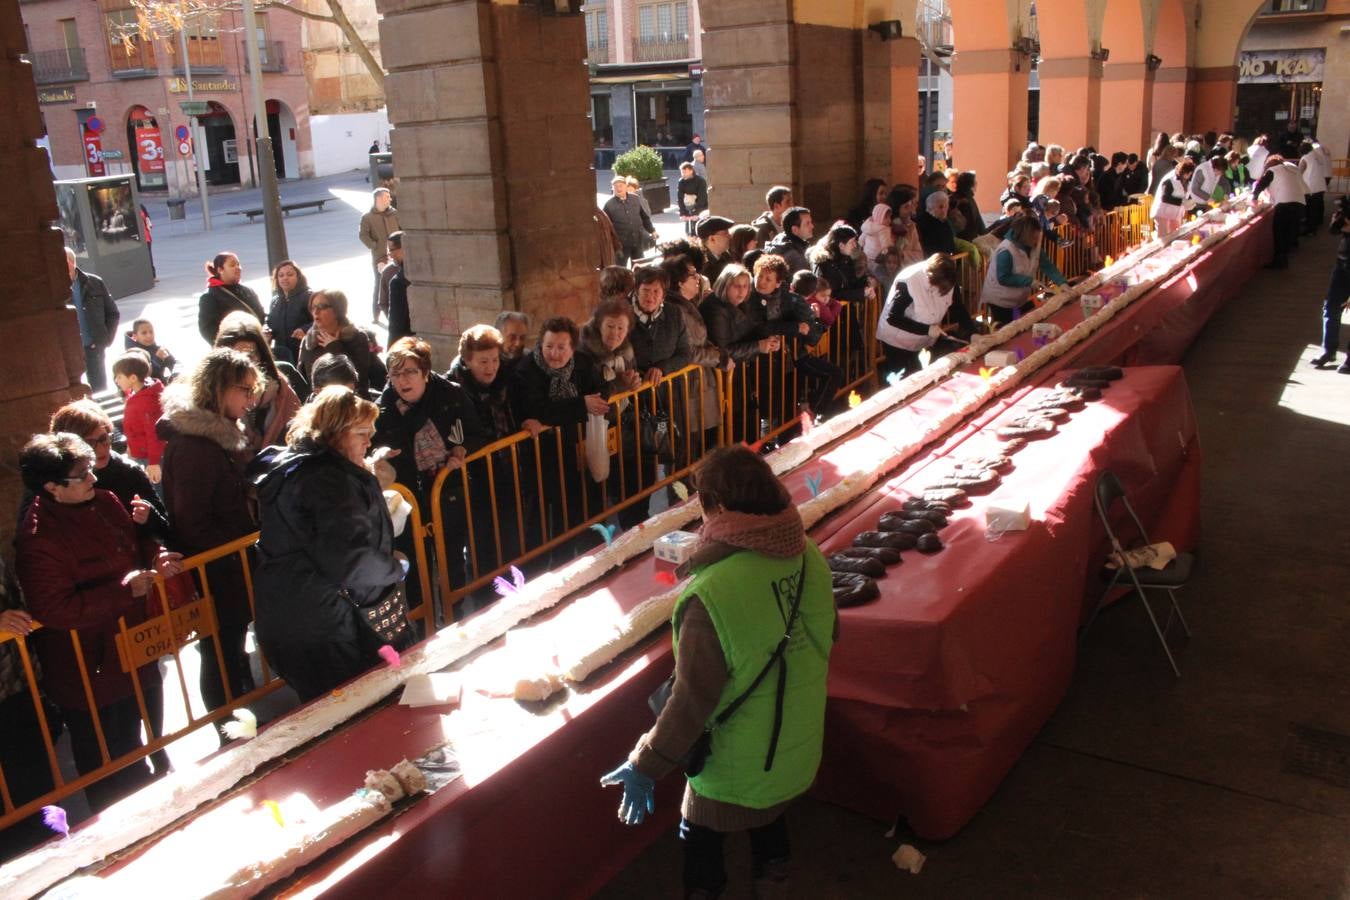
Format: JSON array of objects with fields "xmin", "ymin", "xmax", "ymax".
[
  {"xmin": 0, "ymin": 691, "xmax": 59, "ymax": 863},
  {"xmin": 1303, "ymin": 191, "xmax": 1325, "ymax": 234},
  {"xmin": 63, "ymin": 678, "xmax": 163, "ymax": 813},
  {"xmin": 679, "ymin": 814, "xmax": 790, "ymax": 897},
  {"xmin": 1272, "ymin": 202, "xmax": 1304, "ymax": 266}
]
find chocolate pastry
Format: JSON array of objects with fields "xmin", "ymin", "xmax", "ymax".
[
  {"xmin": 920, "ymin": 510, "xmax": 949, "ymax": 527},
  {"xmin": 832, "ymin": 572, "xmax": 880, "ymax": 608},
  {"xmin": 901, "ymin": 498, "xmax": 932, "ymax": 511},
  {"xmin": 1070, "ymin": 386, "xmax": 1102, "ymax": 401},
  {"xmin": 853, "ymin": 530, "xmax": 918, "ymax": 550},
  {"xmin": 998, "ymin": 436, "xmax": 1027, "ymax": 454},
  {"xmin": 1023, "ymin": 405, "xmax": 1069, "ymax": 421},
  {"xmin": 926, "ymin": 469, "xmax": 1000, "ymax": 493},
  {"xmin": 878, "ymin": 512, "xmax": 935, "ymax": 534},
  {"xmin": 954, "ymin": 454, "xmax": 1012, "ymax": 473},
  {"xmin": 996, "ymin": 418, "xmax": 1057, "ymax": 440},
  {"xmin": 1029, "ymin": 391, "xmax": 1086, "ymax": 413},
  {"xmin": 921, "ymin": 487, "xmax": 970, "ymax": 507},
  {"xmin": 837, "ymin": 546, "xmax": 903, "ymax": 566},
  {"xmin": 1077, "ymin": 365, "xmax": 1123, "ymax": 381},
  {"xmin": 916, "ymin": 533, "xmax": 944, "ymax": 553},
  {"xmin": 1061, "ymin": 375, "xmax": 1109, "ymax": 391},
  {"xmin": 828, "ymin": 553, "xmax": 886, "ymax": 578}
]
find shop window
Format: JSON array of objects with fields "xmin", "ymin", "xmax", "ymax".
[
  {"xmin": 635, "ymin": 88, "xmax": 691, "ymax": 147},
  {"xmin": 638, "ymin": 2, "xmax": 687, "ymax": 41}
]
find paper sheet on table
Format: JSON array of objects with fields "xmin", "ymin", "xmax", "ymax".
[{"xmin": 399, "ymin": 673, "xmax": 463, "ymax": 708}]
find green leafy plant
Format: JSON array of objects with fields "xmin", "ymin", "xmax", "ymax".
[{"xmin": 613, "ymin": 145, "xmax": 665, "ymax": 183}]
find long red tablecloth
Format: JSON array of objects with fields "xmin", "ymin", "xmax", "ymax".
[{"xmin": 89, "ymin": 214, "xmax": 1268, "ymax": 895}]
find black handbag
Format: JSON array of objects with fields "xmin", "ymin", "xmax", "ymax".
[
  {"xmin": 344, "ymin": 584, "xmax": 411, "ymax": 646},
  {"xmin": 639, "ymin": 406, "xmax": 675, "ymax": 463},
  {"xmin": 648, "ymin": 554, "xmax": 808, "ymax": 778}
]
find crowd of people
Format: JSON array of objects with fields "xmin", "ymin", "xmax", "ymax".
[{"xmin": 4, "ymin": 121, "xmax": 1342, "ymax": 877}]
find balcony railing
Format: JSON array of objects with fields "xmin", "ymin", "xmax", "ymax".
[
  {"xmin": 30, "ymin": 47, "xmax": 89, "ymax": 84},
  {"xmin": 633, "ymin": 35, "xmax": 690, "ymax": 63},
  {"xmin": 241, "ymin": 40, "xmax": 287, "ymax": 72},
  {"xmin": 108, "ymin": 41, "xmax": 157, "ymax": 77},
  {"xmin": 587, "ymin": 40, "xmax": 610, "ymax": 64},
  {"xmin": 172, "ymin": 39, "xmax": 225, "ymax": 73}
]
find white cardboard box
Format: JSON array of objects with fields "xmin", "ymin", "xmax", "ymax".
[
  {"xmin": 654, "ymin": 530, "xmax": 700, "ymax": 566},
  {"xmin": 984, "ymin": 350, "xmax": 1018, "ymax": 368}
]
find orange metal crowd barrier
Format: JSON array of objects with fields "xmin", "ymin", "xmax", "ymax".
[
  {"xmin": 0, "ymin": 484, "xmax": 434, "ymax": 833},
  {"xmin": 0, "ymin": 199, "xmax": 1158, "ymax": 836}
]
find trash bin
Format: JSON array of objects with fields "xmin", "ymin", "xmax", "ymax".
[{"xmin": 167, "ymin": 198, "xmax": 187, "ymax": 221}]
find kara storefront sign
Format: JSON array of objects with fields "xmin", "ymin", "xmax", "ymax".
[
  {"xmin": 1238, "ymin": 48, "xmax": 1324, "ymax": 84},
  {"xmin": 166, "ymin": 76, "xmax": 239, "ymax": 94},
  {"xmin": 39, "ymin": 86, "xmax": 77, "ymax": 104}
]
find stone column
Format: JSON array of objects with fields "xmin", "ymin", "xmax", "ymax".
[
  {"xmin": 1037, "ymin": 55, "xmax": 1103, "ymax": 150},
  {"xmin": 1152, "ymin": 66, "xmax": 1194, "ymax": 138},
  {"xmin": 1190, "ymin": 65, "xmax": 1237, "ymax": 134},
  {"xmin": 376, "ymin": 0, "xmax": 598, "ymax": 364},
  {"xmin": 952, "ymin": 49, "xmax": 1030, "ymax": 213},
  {"xmin": 1099, "ymin": 62, "xmax": 1154, "ymax": 156},
  {"xmin": 700, "ymin": 2, "xmax": 797, "ymax": 224},
  {"xmin": 0, "ymin": 2, "xmax": 85, "ymax": 550},
  {"xmin": 861, "ymin": 35, "xmax": 920, "ymax": 188}
]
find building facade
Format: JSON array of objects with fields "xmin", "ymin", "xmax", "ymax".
[
  {"xmin": 583, "ymin": 0, "xmax": 704, "ymax": 167},
  {"xmin": 22, "ymin": 0, "xmax": 313, "ymax": 194},
  {"xmin": 1237, "ymin": 0, "xmax": 1350, "ymax": 159}
]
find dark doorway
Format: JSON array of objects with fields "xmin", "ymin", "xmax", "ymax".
[{"xmin": 199, "ymin": 102, "xmax": 240, "ymax": 186}]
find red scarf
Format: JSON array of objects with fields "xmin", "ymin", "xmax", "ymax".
[{"xmin": 207, "ymin": 275, "xmax": 228, "ymax": 289}]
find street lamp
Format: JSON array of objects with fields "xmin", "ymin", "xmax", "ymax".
[{"xmin": 239, "ymin": 0, "xmax": 288, "ymax": 269}]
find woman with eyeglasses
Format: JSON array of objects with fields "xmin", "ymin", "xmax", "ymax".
[
  {"xmin": 297, "ymin": 289, "xmax": 375, "ymax": 396},
  {"xmin": 159, "ymin": 349, "xmax": 263, "ymax": 723},
  {"xmin": 15, "ymin": 432, "xmax": 183, "ymax": 811},
  {"xmin": 254, "ymin": 387, "xmax": 411, "ymax": 702},
  {"xmin": 28, "ymin": 399, "xmax": 171, "ymax": 543}
]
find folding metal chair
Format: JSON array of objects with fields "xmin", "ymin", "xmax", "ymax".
[{"xmin": 1082, "ymin": 471, "xmax": 1194, "ymax": 676}]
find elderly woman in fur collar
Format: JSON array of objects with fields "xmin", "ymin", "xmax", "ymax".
[{"xmin": 158, "ymin": 349, "xmax": 262, "ymax": 724}]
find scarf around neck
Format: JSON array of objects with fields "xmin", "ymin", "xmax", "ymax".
[
  {"xmin": 632, "ymin": 296, "xmax": 663, "ymax": 326},
  {"xmin": 532, "ymin": 346, "xmax": 578, "ymax": 401},
  {"xmin": 699, "ymin": 506, "xmax": 805, "ymax": 560}
]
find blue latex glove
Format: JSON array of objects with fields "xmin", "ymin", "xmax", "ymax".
[{"xmin": 600, "ymin": 761, "xmax": 655, "ymax": 826}]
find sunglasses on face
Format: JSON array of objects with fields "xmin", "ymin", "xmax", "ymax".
[
  {"xmin": 312, "ymin": 303, "xmax": 333, "ymax": 312},
  {"xmin": 61, "ymin": 468, "xmax": 94, "ymax": 484}
]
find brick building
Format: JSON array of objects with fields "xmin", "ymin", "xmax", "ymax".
[
  {"xmin": 583, "ymin": 0, "xmax": 704, "ymax": 166},
  {"xmin": 22, "ymin": 0, "xmax": 314, "ymax": 194}
]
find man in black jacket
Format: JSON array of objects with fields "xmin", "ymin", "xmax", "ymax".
[
  {"xmin": 916, "ymin": 191, "xmax": 958, "ymax": 256},
  {"xmin": 764, "ymin": 207, "xmax": 813, "ymax": 275},
  {"xmin": 65, "ymin": 248, "xmax": 120, "ymax": 392},
  {"xmin": 384, "ymin": 231, "xmax": 412, "ymax": 345}
]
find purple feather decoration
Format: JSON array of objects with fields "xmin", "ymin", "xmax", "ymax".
[
  {"xmin": 1011, "ymin": 306, "xmax": 1022, "ymax": 321},
  {"xmin": 1014, "ymin": 348, "xmax": 1025, "ymax": 362},
  {"xmin": 41, "ymin": 805, "xmax": 69, "ymax": 838}
]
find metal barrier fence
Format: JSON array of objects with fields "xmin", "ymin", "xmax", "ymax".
[
  {"xmin": 0, "ymin": 484, "xmax": 434, "ymax": 833},
  {"xmin": 0, "ymin": 198, "xmax": 1156, "ymax": 835}
]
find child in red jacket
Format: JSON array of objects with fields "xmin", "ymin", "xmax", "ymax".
[{"xmin": 112, "ymin": 350, "xmax": 167, "ymax": 483}]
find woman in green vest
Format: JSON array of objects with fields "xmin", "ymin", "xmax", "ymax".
[{"xmin": 601, "ymin": 445, "xmax": 836, "ymax": 898}]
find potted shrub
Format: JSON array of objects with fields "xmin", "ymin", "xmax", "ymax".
[{"xmin": 613, "ymin": 145, "xmax": 670, "ymax": 215}]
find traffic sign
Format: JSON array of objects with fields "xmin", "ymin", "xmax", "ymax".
[
  {"xmin": 179, "ymin": 100, "xmax": 210, "ymax": 116},
  {"xmin": 178, "ymin": 139, "xmax": 193, "ymax": 157},
  {"xmin": 174, "ymin": 124, "xmax": 190, "ymax": 141},
  {"xmin": 86, "ymin": 116, "xmax": 104, "ymax": 133}
]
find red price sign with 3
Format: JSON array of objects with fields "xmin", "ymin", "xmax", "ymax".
[
  {"xmin": 135, "ymin": 126, "xmax": 166, "ymax": 174},
  {"xmin": 83, "ymin": 128, "xmax": 106, "ymax": 177}
]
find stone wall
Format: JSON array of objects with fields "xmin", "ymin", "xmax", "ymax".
[
  {"xmin": 0, "ymin": 5, "xmax": 84, "ymax": 555},
  {"xmin": 376, "ymin": 0, "xmax": 597, "ymax": 365}
]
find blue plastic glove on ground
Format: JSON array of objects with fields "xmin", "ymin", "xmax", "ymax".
[{"xmin": 600, "ymin": 761, "xmax": 655, "ymax": 826}]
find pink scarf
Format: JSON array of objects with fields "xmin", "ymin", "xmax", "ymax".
[{"xmin": 698, "ymin": 507, "xmax": 805, "ymax": 560}]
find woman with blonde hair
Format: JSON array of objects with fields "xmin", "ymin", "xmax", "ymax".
[
  {"xmin": 254, "ymin": 386, "xmax": 409, "ymax": 701},
  {"xmin": 159, "ymin": 349, "xmax": 263, "ymax": 718}
]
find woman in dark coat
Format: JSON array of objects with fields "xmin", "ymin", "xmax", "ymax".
[
  {"xmin": 950, "ymin": 171, "xmax": 987, "ymax": 242},
  {"xmin": 448, "ymin": 325, "xmax": 534, "ymax": 592},
  {"xmin": 511, "ymin": 317, "xmax": 610, "ymax": 552},
  {"xmin": 808, "ymin": 223, "xmax": 872, "ymax": 302},
  {"xmin": 297, "ymin": 289, "xmax": 376, "ymax": 395},
  {"xmin": 701, "ymin": 264, "xmax": 780, "ymax": 442},
  {"xmin": 158, "ymin": 349, "xmax": 261, "ymax": 716},
  {"xmin": 215, "ymin": 311, "xmax": 303, "ymax": 455},
  {"xmin": 254, "ymin": 387, "xmax": 407, "ymax": 702},
  {"xmin": 15, "ymin": 433, "xmax": 181, "ymax": 810},
  {"xmin": 266, "ymin": 260, "xmax": 313, "ymax": 365},
  {"xmin": 374, "ymin": 337, "xmax": 485, "ymax": 601},
  {"xmin": 198, "ymin": 251, "xmax": 265, "ymax": 344},
  {"xmin": 628, "ymin": 265, "xmax": 692, "ymax": 383}
]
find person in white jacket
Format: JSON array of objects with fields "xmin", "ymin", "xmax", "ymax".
[
  {"xmin": 876, "ymin": 254, "xmax": 977, "ymax": 379},
  {"xmin": 1299, "ymin": 140, "xmax": 1329, "ymax": 235},
  {"xmin": 1187, "ymin": 153, "xmax": 1226, "ymax": 206},
  {"xmin": 1150, "ymin": 157, "xmax": 1197, "ymax": 238},
  {"xmin": 1254, "ymin": 155, "xmax": 1308, "ymax": 269}
]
